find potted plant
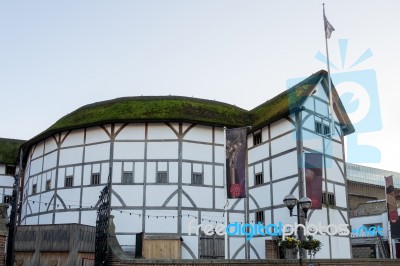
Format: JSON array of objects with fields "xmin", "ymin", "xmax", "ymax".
[
  {"xmin": 277, "ymin": 237, "xmax": 301, "ymax": 258},
  {"xmin": 301, "ymin": 235, "xmax": 323, "ymax": 258}
]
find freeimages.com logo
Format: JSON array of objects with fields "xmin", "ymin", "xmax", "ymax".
[{"xmin": 188, "ymin": 220, "xmax": 383, "ymax": 241}]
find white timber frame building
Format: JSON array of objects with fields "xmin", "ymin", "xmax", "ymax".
[{"xmin": 12, "ymin": 70, "xmax": 355, "ymax": 259}]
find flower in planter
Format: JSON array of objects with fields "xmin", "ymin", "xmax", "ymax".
[
  {"xmin": 277, "ymin": 237, "xmax": 301, "ymax": 250},
  {"xmin": 300, "ymin": 235, "xmax": 323, "ymax": 257}
]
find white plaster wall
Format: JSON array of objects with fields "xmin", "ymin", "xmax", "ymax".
[
  {"xmin": 326, "ymin": 159, "xmax": 345, "ymax": 183},
  {"xmin": 214, "ymin": 145, "xmax": 224, "ymax": 164},
  {"xmin": 215, "ymin": 165, "xmax": 224, "ymax": 186},
  {"xmin": 81, "ymin": 186, "xmax": 103, "ymax": 207},
  {"xmin": 302, "ymin": 130, "xmax": 323, "ymax": 153},
  {"xmin": 59, "ymin": 147, "xmax": 84, "ymax": 166},
  {"xmin": 332, "ymin": 141, "xmax": 343, "ymax": 160},
  {"xmin": 147, "ymin": 142, "xmax": 178, "ymax": 159},
  {"xmin": 229, "ymin": 237, "xmax": 245, "ymax": 259},
  {"xmin": 204, "ymin": 164, "xmax": 212, "ymax": 186},
  {"xmin": 181, "ymin": 236, "xmax": 198, "ymax": 258},
  {"xmin": 146, "ymin": 162, "xmax": 156, "ymax": 183},
  {"xmin": 146, "ymin": 185, "xmax": 177, "ymax": 206},
  {"xmin": 181, "ymin": 210, "xmax": 199, "ymax": 234},
  {"xmin": 249, "ymin": 185, "xmax": 270, "ymax": 211},
  {"xmin": 44, "ymin": 137, "xmax": 57, "ymax": 154},
  {"xmin": 169, "ymin": 162, "xmax": 178, "ymax": 183},
  {"xmin": 303, "ymin": 97, "xmax": 314, "ymax": 111},
  {"xmin": 144, "ymin": 210, "xmax": 178, "ymax": 233},
  {"xmin": 38, "ymin": 213, "xmax": 52, "ymax": 224},
  {"xmin": 115, "ymin": 123, "xmax": 145, "ymax": 140},
  {"xmin": 85, "ymin": 126, "xmax": 110, "ymax": 144},
  {"xmin": 84, "ymin": 143, "xmax": 110, "ymax": 162},
  {"xmin": 57, "ymin": 188, "xmax": 81, "ymax": 209},
  {"xmin": 182, "ymin": 162, "xmax": 191, "ymax": 184},
  {"xmin": 184, "ymin": 125, "xmax": 212, "ymax": 143},
  {"xmin": 31, "ymin": 142, "xmax": 44, "ymax": 160},
  {"xmin": 182, "ymin": 142, "xmax": 212, "ymax": 162},
  {"xmin": 248, "ymin": 166, "xmax": 254, "ymax": 187},
  {"xmin": 0, "ymin": 165, "xmax": 5, "ymax": 175},
  {"xmin": 214, "ymin": 128, "xmax": 224, "ymax": 145},
  {"xmin": 0, "ymin": 174, "xmax": 15, "ymax": 187},
  {"xmin": 113, "ymin": 185, "xmax": 144, "ymax": 206},
  {"xmin": 111, "ymin": 210, "xmax": 142, "ymax": 233},
  {"xmin": 183, "ymin": 186, "xmax": 212, "ymax": 208},
  {"xmin": 250, "ymin": 237, "xmax": 266, "ymax": 259},
  {"xmin": 61, "ymin": 130, "xmax": 84, "ymax": 147},
  {"xmin": 271, "ymin": 151, "xmax": 297, "ymax": 180},
  {"xmin": 315, "ymin": 98, "xmax": 329, "ymax": 117},
  {"xmin": 271, "ymin": 132, "xmax": 296, "ymax": 155},
  {"xmin": 214, "ymin": 187, "xmax": 225, "ymax": 209},
  {"xmin": 55, "ymin": 211, "xmax": 79, "ymax": 224},
  {"xmin": 81, "ymin": 210, "xmax": 97, "ymax": 226},
  {"xmin": 334, "ymin": 185, "xmax": 347, "ymax": 208},
  {"xmin": 270, "ymin": 118, "xmax": 295, "ymax": 138},
  {"xmin": 272, "ymin": 178, "xmax": 298, "ymax": 208},
  {"xmin": 29, "ymin": 157, "xmax": 43, "ymax": 175},
  {"xmin": 43, "ymin": 151, "xmax": 57, "ymax": 171},
  {"xmin": 313, "ymin": 83, "xmax": 328, "ymax": 102},
  {"xmin": 263, "ymin": 161, "xmax": 270, "ymax": 182},
  {"xmin": 248, "ymin": 143, "xmax": 269, "ymax": 164},
  {"xmin": 330, "ymin": 236, "xmax": 351, "ymax": 258},
  {"xmin": 147, "ymin": 123, "xmax": 177, "ymax": 139},
  {"xmin": 114, "ymin": 142, "xmax": 145, "ymax": 160}
]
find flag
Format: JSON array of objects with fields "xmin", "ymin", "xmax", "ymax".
[
  {"xmin": 324, "ymin": 13, "xmax": 335, "ymax": 39},
  {"xmin": 226, "ymin": 128, "xmax": 247, "ymax": 198},
  {"xmin": 305, "ymin": 153, "xmax": 323, "ymax": 209},
  {"xmin": 385, "ymin": 175, "xmax": 399, "ymax": 223}
]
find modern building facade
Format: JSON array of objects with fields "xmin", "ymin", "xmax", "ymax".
[{"xmin": 8, "ymin": 70, "xmax": 356, "ymax": 259}]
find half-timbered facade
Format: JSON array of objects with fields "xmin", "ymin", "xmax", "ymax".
[{"xmin": 18, "ymin": 70, "xmax": 354, "ymax": 259}]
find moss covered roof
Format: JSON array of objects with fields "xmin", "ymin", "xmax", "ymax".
[
  {"xmin": 0, "ymin": 138, "xmax": 25, "ymax": 164},
  {"xmin": 22, "ymin": 70, "xmax": 354, "ymax": 152}
]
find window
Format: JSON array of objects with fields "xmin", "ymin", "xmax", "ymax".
[
  {"xmin": 323, "ymin": 124, "xmax": 330, "ymax": 136},
  {"xmin": 122, "ymin": 172, "xmax": 134, "ymax": 184},
  {"xmin": 156, "ymin": 171, "xmax": 168, "ymax": 183},
  {"xmin": 3, "ymin": 195, "xmax": 12, "ymax": 204},
  {"xmin": 6, "ymin": 165, "xmax": 16, "ymax": 175},
  {"xmin": 46, "ymin": 180, "xmax": 51, "ymax": 191},
  {"xmin": 65, "ymin": 176, "xmax": 73, "ymax": 187},
  {"xmin": 255, "ymin": 211, "xmax": 265, "ymax": 224},
  {"xmin": 322, "ymin": 192, "xmax": 335, "ymax": 206},
  {"xmin": 253, "ymin": 131, "xmax": 262, "ymax": 146},
  {"xmin": 32, "ymin": 184, "xmax": 37, "ymax": 195},
  {"xmin": 91, "ymin": 173, "xmax": 101, "ymax": 185},
  {"xmin": 255, "ymin": 173, "xmax": 263, "ymax": 185},
  {"xmin": 192, "ymin": 173, "xmax": 203, "ymax": 185},
  {"xmin": 315, "ymin": 122, "xmax": 322, "ymax": 134}
]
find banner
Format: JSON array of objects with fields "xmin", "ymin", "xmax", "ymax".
[
  {"xmin": 305, "ymin": 153, "xmax": 323, "ymax": 209},
  {"xmin": 226, "ymin": 128, "xmax": 247, "ymax": 198},
  {"xmin": 385, "ymin": 175, "xmax": 398, "ymax": 223}
]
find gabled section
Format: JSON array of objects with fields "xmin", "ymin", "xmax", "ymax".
[{"xmin": 250, "ymin": 70, "xmax": 355, "ymax": 135}]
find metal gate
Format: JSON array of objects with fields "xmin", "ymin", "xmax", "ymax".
[{"xmin": 95, "ymin": 175, "xmax": 111, "ymax": 266}]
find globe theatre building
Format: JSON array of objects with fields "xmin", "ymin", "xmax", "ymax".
[{"xmin": 18, "ymin": 70, "xmax": 355, "ymax": 259}]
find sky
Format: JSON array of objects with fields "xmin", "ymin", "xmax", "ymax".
[{"xmin": 0, "ymin": 1, "xmax": 399, "ymax": 172}]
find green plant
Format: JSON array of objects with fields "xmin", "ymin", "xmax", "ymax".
[
  {"xmin": 301, "ymin": 235, "xmax": 323, "ymax": 258},
  {"xmin": 277, "ymin": 236, "xmax": 301, "ymax": 251}
]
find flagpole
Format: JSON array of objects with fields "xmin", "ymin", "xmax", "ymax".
[
  {"xmin": 323, "ymin": 3, "xmax": 335, "ymax": 138},
  {"xmin": 223, "ymin": 126, "xmax": 229, "ymax": 259}
]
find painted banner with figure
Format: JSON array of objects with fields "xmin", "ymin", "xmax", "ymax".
[
  {"xmin": 385, "ymin": 175, "xmax": 398, "ymax": 223},
  {"xmin": 305, "ymin": 153, "xmax": 323, "ymax": 209},
  {"xmin": 226, "ymin": 128, "xmax": 247, "ymax": 198}
]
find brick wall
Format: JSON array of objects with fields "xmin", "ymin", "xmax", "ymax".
[{"xmin": 0, "ymin": 235, "xmax": 5, "ymax": 266}]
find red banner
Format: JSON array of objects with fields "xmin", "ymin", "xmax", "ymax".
[
  {"xmin": 226, "ymin": 128, "xmax": 247, "ymax": 198},
  {"xmin": 385, "ymin": 175, "xmax": 399, "ymax": 223},
  {"xmin": 305, "ymin": 153, "xmax": 323, "ymax": 209}
]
